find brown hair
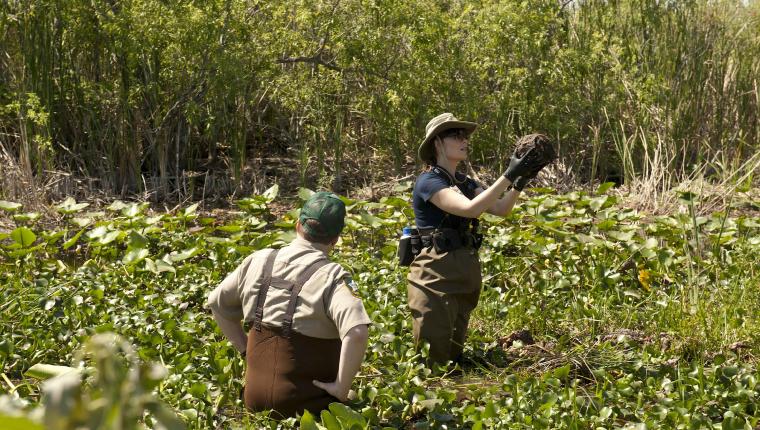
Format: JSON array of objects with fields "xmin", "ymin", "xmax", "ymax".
[
  {"xmin": 297, "ymin": 219, "xmax": 339, "ymax": 245},
  {"xmin": 422, "ymin": 136, "xmax": 442, "ymax": 166}
]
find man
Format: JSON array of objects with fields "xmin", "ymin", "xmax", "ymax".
[{"xmin": 207, "ymin": 192, "xmax": 371, "ymax": 418}]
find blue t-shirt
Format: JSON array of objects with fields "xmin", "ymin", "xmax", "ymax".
[{"xmin": 412, "ymin": 168, "xmax": 480, "ymax": 229}]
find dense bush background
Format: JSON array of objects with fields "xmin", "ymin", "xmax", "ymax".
[{"xmin": 1, "ymin": 0, "xmax": 758, "ymax": 199}]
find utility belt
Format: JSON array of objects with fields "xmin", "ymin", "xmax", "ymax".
[
  {"xmin": 398, "ymin": 225, "xmax": 483, "ymax": 266},
  {"xmin": 421, "ymin": 228, "xmax": 483, "ymax": 251}
]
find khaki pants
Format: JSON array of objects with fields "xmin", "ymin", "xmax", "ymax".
[{"xmin": 407, "ymin": 245, "xmax": 482, "ymax": 365}]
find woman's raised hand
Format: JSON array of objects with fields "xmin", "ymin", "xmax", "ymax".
[{"xmin": 503, "ymin": 148, "xmax": 539, "ymax": 182}]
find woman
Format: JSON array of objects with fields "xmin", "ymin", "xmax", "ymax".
[{"xmin": 407, "ymin": 112, "xmax": 547, "ymax": 366}]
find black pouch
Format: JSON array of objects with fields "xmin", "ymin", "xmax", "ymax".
[
  {"xmin": 431, "ymin": 229, "xmax": 463, "ymax": 253},
  {"xmin": 398, "ymin": 229, "xmax": 420, "ymax": 266},
  {"xmin": 472, "ymin": 232, "xmax": 484, "ymax": 249},
  {"xmin": 410, "ymin": 234, "xmax": 421, "ymax": 255}
]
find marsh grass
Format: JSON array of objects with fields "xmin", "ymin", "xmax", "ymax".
[{"xmin": 1, "ymin": 0, "xmax": 758, "ymax": 203}]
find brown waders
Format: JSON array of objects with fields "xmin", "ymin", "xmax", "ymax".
[
  {"xmin": 407, "ymin": 241, "xmax": 482, "ymax": 365},
  {"xmin": 243, "ymin": 250, "xmax": 341, "ymax": 418}
]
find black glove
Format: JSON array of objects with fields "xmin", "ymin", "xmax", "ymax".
[
  {"xmin": 512, "ymin": 160, "xmax": 551, "ymax": 191},
  {"xmin": 503, "ymin": 148, "xmax": 539, "ymax": 182},
  {"xmin": 512, "ymin": 174, "xmax": 532, "ymax": 191}
]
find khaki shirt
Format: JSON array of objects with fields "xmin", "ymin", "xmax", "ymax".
[{"xmin": 207, "ymin": 238, "xmax": 371, "ymax": 339}]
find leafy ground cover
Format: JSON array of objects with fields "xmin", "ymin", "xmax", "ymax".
[{"xmin": 1, "ymin": 185, "xmax": 759, "ymax": 429}]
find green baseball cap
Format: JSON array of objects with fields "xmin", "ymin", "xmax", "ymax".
[{"xmin": 299, "ymin": 191, "xmax": 346, "ymax": 238}]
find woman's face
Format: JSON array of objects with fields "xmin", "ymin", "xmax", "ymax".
[{"xmin": 436, "ymin": 128, "xmax": 470, "ymax": 162}]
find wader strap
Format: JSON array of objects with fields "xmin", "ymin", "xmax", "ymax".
[
  {"xmin": 282, "ymin": 259, "xmax": 329, "ymax": 338},
  {"xmin": 253, "ymin": 249, "xmax": 279, "ymax": 331}
]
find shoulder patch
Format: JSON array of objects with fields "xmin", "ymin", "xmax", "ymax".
[{"xmin": 343, "ymin": 277, "xmax": 360, "ymax": 298}]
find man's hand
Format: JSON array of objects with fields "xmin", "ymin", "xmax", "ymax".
[
  {"xmin": 312, "ymin": 324, "xmax": 369, "ymax": 403},
  {"xmin": 313, "ymin": 379, "xmax": 350, "ymax": 402}
]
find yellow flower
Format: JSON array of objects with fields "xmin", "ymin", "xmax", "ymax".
[{"xmin": 638, "ymin": 269, "xmax": 652, "ymax": 291}]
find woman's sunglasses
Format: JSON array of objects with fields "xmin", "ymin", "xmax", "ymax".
[{"xmin": 439, "ymin": 128, "xmax": 469, "ymax": 140}]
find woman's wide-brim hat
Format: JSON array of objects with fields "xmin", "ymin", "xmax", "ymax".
[{"xmin": 418, "ymin": 113, "xmax": 477, "ymax": 162}]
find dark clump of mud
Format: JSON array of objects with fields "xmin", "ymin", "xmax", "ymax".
[{"xmin": 514, "ymin": 133, "xmax": 557, "ymax": 167}]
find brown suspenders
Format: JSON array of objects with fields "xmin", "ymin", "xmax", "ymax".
[
  {"xmin": 251, "ymin": 248, "xmax": 329, "ymax": 337},
  {"xmin": 253, "ymin": 249, "xmax": 279, "ymax": 331}
]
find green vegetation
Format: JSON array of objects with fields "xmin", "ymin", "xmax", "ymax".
[
  {"xmin": 1, "ymin": 2, "xmax": 759, "ymax": 427},
  {"xmin": 1, "ymin": 185, "xmax": 758, "ymax": 428},
  {"xmin": 1, "ymin": 0, "xmax": 759, "ymax": 198}
]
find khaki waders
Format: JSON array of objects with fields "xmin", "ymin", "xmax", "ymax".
[
  {"xmin": 243, "ymin": 250, "xmax": 341, "ymax": 418},
  {"xmin": 407, "ymin": 244, "xmax": 481, "ymax": 365}
]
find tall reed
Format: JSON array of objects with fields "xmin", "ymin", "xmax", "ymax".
[{"xmin": 0, "ymin": 0, "xmax": 757, "ymax": 201}]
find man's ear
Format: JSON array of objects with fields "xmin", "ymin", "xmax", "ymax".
[{"xmin": 329, "ymin": 235, "xmax": 340, "ymax": 247}]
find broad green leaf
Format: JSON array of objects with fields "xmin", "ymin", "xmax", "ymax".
[
  {"xmin": 321, "ymin": 410, "xmax": 341, "ymax": 430},
  {"xmin": 169, "ymin": 247, "xmax": 201, "ymax": 262},
  {"xmin": 145, "ymin": 258, "xmax": 177, "ymax": 274},
  {"xmin": 590, "ymin": 196, "xmax": 608, "ymax": 211},
  {"xmin": 12, "ymin": 212, "xmax": 40, "ymax": 223},
  {"xmin": 216, "ymin": 224, "xmax": 244, "ymax": 233},
  {"xmin": 553, "ymin": 364, "xmax": 571, "ymax": 379},
  {"xmin": 642, "ymin": 237, "xmax": 658, "ymax": 249},
  {"xmin": 63, "ymin": 229, "xmax": 85, "ymax": 250},
  {"xmin": 128, "ymin": 231, "xmax": 149, "ymax": 249},
  {"xmin": 122, "ymin": 203, "xmax": 148, "ymax": 218},
  {"xmin": 607, "ymin": 230, "xmax": 635, "ymax": 241},
  {"xmin": 0, "ymin": 338, "xmax": 14, "ymax": 355},
  {"xmin": 276, "ymin": 230, "xmax": 296, "ymax": 244},
  {"xmin": 677, "ymin": 191, "xmax": 698, "ymax": 204},
  {"xmin": 183, "ymin": 203, "xmax": 199, "ymax": 217},
  {"xmin": 540, "ymin": 197, "xmax": 559, "ymax": 209},
  {"xmin": 418, "ymin": 398, "xmax": 443, "ymax": 410},
  {"xmin": 298, "ymin": 187, "xmax": 315, "ymax": 201},
  {"xmin": 380, "ymin": 196, "xmax": 408, "ymax": 209},
  {"xmin": 263, "ymin": 184, "xmax": 279, "ymax": 202},
  {"xmin": 86, "ymin": 225, "xmax": 108, "ymax": 240},
  {"xmin": 0, "ymin": 416, "xmax": 44, "ymax": 430},
  {"xmin": 97, "ymin": 230, "xmax": 122, "ymax": 245},
  {"xmin": 483, "ymin": 401, "xmax": 498, "ymax": 418},
  {"xmin": 10, "ymin": 227, "xmax": 36, "ymax": 247},
  {"xmin": 107, "ymin": 200, "xmax": 129, "ymax": 211},
  {"xmin": 599, "ymin": 406, "xmax": 612, "ymax": 420},
  {"xmin": 299, "ymin": 410, "xmax": 318, "ymax": 430},
  {"xmin": 206, "ymin": 236, "xmax": 234, "ymax": 244},
  {"xmin": 576, "ymin": 233, "xmax": 602, "ymax": 245},
  {"xmin": 123, "ymin": 248, "xmax": 150, "ymax": 265},
  {"xmin": 359, "ymin": 212, "xmax": 384, "ymax": 228},
  {"xmin": 595, "ymin": 219, "xmax": 617, "ymax": 231},
  {"xmin": 596, "ymin": 182, "xmax": 615, "ymax": 195},
  {"xmin": 69, "ymin": 217, "xmax": 93, "ymax": 228},
  {"xmin": 25, "ymin": 364, "xmax": 80, "ymax": 380},
  {"xmin": 145, "ymin": 402, "xmax": 186, "ymax": 430},
  {"xmin": 55, "ymin": 197, "xmax": 89, "ymax": 214},
  {"xmin": 146, "ymin": 215, "xmax": 164, "ymax": 225},
  {"xmin": 0, "ymin": 200, "xmax": 22, "ymax": 212},
  {"xmin": 41, "ymin": 230, "xmax": 65, "ymax": 245},
  {"xmin": 720, "ymin": 417, "xmax": 746, "ymax": 430},
  {"xmin": 328, "ymin": 402, "xmax": 364, "ymax": 425}
]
